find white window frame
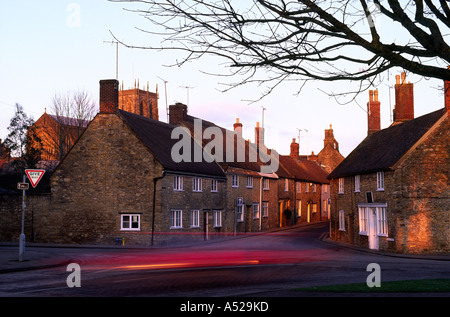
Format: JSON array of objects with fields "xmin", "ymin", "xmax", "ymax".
[
  {"xmin": 246, "ymin": 176, "xmax": 253, "ymax": 188},
  {"xmin": 193, "ymin": 177, "xmax": 202, "ymax": 192},
  {"xmin": 376, "ymin": 171, "xmax": 384, "ymax": 191},
  {"xmin": 263, "ymin": 178, "xmax": 269, "ymax": 190},
  {"xmin": 213, "ymin": 210, "xmax": 222, "ymax": 227},
  {"xmin": 312, "ymin": 183, "xmax": 316, "ymax": 193},
  {"xmin": 232, "ymin": 175, "xmax": 239, "ymax": 188},
  {"xmin": 305, "ymin": 182, "xmax": 309, "ymax": 193},
  {"xmin": 173, "ymin": 176, "xmax": 183, "ymax": 191},
  {"xmin": 262, "ymin": 202, "xmax": 269, "ymax": 218},
  {"xmin": 236, "ymin": 204, "xmax": 244, "ymax": 222},
  {"xmin": 170, "ymin": 209, "xmax": 183, "ymax": 229},
  {"xmin": 355, "ymin": 175, "xmax": 360, "ymax": 192},
  {"xmin": 211, "ymin": 179, "xmax": 218, "ymax": 192},
  {"xmin": 296, "ymin": 181, "xmax": 301, "ymax": 193},
  {"xmin": 190, "ymin": 210, "xmax": 200, "ymax": 228},
  {"xmin": 358, "ymin": 203, "xmax": 388, "ymax": 236},
  {"xmin": 338, "ymin": 210, "xmax": 345, "ymax": 231},
  {"xmin": 338, "ymin": 178, "xmax": 344, "ymax": 194},
  {"xmin": 121, "ymin": 214, "xmax": 140, "ymax": 231},
  {"xmin": 285, "ymin": 179, "xmax": 289, "ymax": 192},
  {"xmin": 252, "ymin": 203, "xmax": 260, "ymax": 219}
]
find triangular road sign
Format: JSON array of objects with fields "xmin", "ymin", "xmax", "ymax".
[{"xmin": 25, "ymin": 169, "xmax": 46, "ymax": 188}]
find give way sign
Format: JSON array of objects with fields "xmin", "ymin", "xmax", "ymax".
[{"xmin": 25, "ymin": 169, "xmax": 46, "ymax": 188}]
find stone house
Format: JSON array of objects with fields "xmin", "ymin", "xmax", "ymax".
[
  {"xmin": 328, "ymin": 74, "xmax": 449, "ymax": 254},
  {"xmin": 277, "ymin": 139, "xmax": 330, "ymax": 226},
  {"xmin": 168, "ymin": 103, "xmax": 281, "ymax": 233}
]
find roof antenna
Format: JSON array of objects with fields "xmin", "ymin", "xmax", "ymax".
[
  {"xmin": 157, "ymin": 76, "xmax": 169, "ymax": 123},
  {"xmin": 103, "ymin": 39, "xmax": 119, "ymax": 80}
]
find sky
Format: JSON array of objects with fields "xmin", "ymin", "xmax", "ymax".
[{"xmin": 0, "ymin": 1, "xmax": 446, "ymax": 158}]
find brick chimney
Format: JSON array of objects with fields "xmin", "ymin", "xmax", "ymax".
[
  {"xmin": 290, "ymin": 138, "xmax": 299, "ymax": 159},
  {"xmin": 99, "ymin": 79, "xmax": 119, "ymax": 114},
  {"xmin": 445, "ymin": 67, "xmax": 450, "ymax": 115},
  {"xmin": 255, "ymin": 122, "xmax": 264, "ymax": 147},
  {"xmin": 393, "ymin": 72, "xmax": 414, "ymax": 123},
  {"xmin": 367, "ymin": 89, "xmax": 381, "ymax": 135},
  {"xmin": 169, "ymin": 102, "xmax": 188, "ymax": 125},
  {"xmin": 233, "ymin": 118, "xmax": 243, "ymax": 136}
]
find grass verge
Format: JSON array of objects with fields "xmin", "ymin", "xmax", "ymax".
[{"xmin": 292, "ymin": 279, "xmax": 450, "ymax": 293}]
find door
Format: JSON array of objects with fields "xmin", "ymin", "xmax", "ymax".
[{"xmin": 368, "ymin": 208, "xmax": 379, "ymax": 250}]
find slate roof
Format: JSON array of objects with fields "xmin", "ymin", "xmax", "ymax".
[
  {"xmin": 328, "ymin": 108, "xmax": 446, "ymax": 179},
  {"xmin": 118, "ymin": 110, "xmax": 226, "ymax": 178},
  {"xmin": 179, "ymin": 114, "xmax": 275, "ymax": 174}
]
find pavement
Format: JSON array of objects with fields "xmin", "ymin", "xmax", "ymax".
[{"xmin": 0, "ymin": 223, "xmax": 449, "ymax": 274}]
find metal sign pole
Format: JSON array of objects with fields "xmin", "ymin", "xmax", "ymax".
[{"xmin": 19, "ymin": 175, "xmax": 26, "ymax": 262}]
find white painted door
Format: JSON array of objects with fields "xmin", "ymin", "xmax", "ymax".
[{"xmin": 368, "ymin": 208, "xmax": 379, "ymax": 250}]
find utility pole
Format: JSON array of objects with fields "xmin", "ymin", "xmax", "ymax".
[{"xmin": 104, "ymin": 40, "xmax": 119, "ymax": 79}]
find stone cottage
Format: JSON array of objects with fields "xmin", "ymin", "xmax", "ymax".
[{"xmin": 328, "ymin": 73, "xmax": 449, "ymax": 254}]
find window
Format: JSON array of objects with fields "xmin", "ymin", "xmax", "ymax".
[
  {"xmin": 305, "ymin": 182, "xmax": 309, "ymax": 193},
  {"xmin": 323, "ymin": 184, "xmax": 328, "ymax": 193},
  {"xmin": 312, "ymin": 204, "xmax": 317, "ymax": 213},
  {"xmin": 211, "ymin": 179, "xmax": 218, "ymax": 192},
  {"xmin": 312, "ymin": 183, "xmax": 316, "ymax": 192},
  {"xmin": 121, "ymin": 214, "xmax": 140, "ymax": 231},
  {"xmin": 338, "ymin": 178, "xmax": 344, "ymax": 194},
  {"xmin": 355, "ymin": 175, "xmax": 360, "ymax": 192},
  {"xmin": 358, "ymin": 205, "xmax": 388, "ymax": 236},
  {"xmin": 213, "ymin": 210, "xmax": 222, "ymax": 227},
  {"xmin": 296, "ymin": 182, "xmax": 301, "ymax": 193},
  {"xmin": 237, "ymin": 204, "xmax": 244, "ymax": 222},
  {"xmin": 377, "ymin": 172, "xmax": 384, "ymax": 191},
  {"xmin": 263, "ymin": 178, "xmax": 269, "ymax": 190},
  {"xmin": 377, "ymin": 207, "xmax": 388, "ymax": 236},
  {"xmin": 170, "ymin": 210, "xmax": 183, "ymax": 229},
  {"xmin": 193, "ymin": 177, "xmax": 202, "ymax": 192},
  {"xmin": 262, "ymin": 202, "xmax": 269, "ymax": 217},
  {"xmin": 232, "ymin": 175, "xmax": 239, "ymax": 187},
  {"xmin": 285, "ymin": 179, "xmax": 289, "ymax": 191},
  {"xmin": 252, "ymin": 203, "xmax": 260, "ymax": 219},
  {"xmin": 174, "ymin": 176, "xmax": 183, "ymax": 191},
  {"xmin": 246, "ymin": 176, "xmax": 253, "ymax": 188},
  {"xmin": 190, "ymin": 210, "xmax": 200, "ymax": 228},
  {"xmin": 338, "ymin": 210, "xmax": 345, "ymax": 231},
  {"xmin": 358, "ymin": 207, "xmax": 369, "ymax": 234},
  {"xmin": 296, "ymin": 200, "xmax": 302, "ymax": 217}
]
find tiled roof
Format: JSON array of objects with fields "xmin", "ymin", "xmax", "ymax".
[
  {"xmin": 328, "ymin": 108, "xmax": 446, "ymax": 179},
  {"xmin": 118, "ymin": 110, "xmax": 226, "ymax": 178},
  {"xmin": 279, "ymin": 155, "xmax": 330, "ymax": 184}
]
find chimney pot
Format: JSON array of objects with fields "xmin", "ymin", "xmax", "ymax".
[
  {"xmin": 367, "ymin": 88, "xmax": 381, "ymax": 135},
  {"xmin": 233, "ymin": 118, "xmax": 243, "ymax": 136}
]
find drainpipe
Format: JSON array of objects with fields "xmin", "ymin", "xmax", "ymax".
[
  {"xmin": 259, "ymin": 177, "xmax": 263, "ymax": 231},
  {"xmin": 151, "ymin": 172, "xmax": 165, "ymax": 246}
]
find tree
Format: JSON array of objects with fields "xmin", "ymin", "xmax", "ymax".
[
  {"xmin": 47, "ymin": 89, "xmax": 97, "ymax": 160},
  {"xmin": 111, "ymin": 0, "xmax": 450, "ymax": 100},
  {"xmin": 3, "ymin": 104, "xmax": 43, "ymax": 171},
  {"xmin": 4, "ymin": 104, "xmax": 34, "ymax": 158}
]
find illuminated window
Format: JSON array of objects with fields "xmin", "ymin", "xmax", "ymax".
[
  {"xmin": 121, "ymin": 214, "xmax": 140, "ymax": 231},
  {"xmin": 296, "ymin": 200, "xmax": 302, "ymax": 217}
]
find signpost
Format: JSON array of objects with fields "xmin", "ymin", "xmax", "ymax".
[{"xmin": 19, "ymin": 169, "xmax": 45, "ymax": 262}]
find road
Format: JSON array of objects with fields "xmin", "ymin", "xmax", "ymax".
[{"xmin": 0, "ymin": 222, "xmax": 449, "ymax": 300}]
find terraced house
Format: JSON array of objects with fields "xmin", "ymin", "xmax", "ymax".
[{"xmin": 329, "ymin": 74, "xmax": 449, "ymax": 254}]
